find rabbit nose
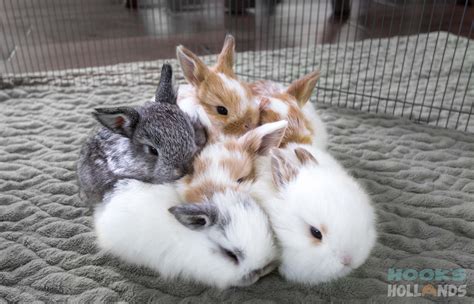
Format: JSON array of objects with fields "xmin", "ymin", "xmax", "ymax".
[{"xmin": 341, "ymin": 255, "xmax": 352, "ymax": 266}]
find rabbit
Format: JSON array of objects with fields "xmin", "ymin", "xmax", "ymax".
[
  {"xmin": 177, "ymin": 120, "xmax": 289, "ymax": 203},
  {"xmin": 94, "ymin": 179, "xmax": 278, "ymax": 289},
  {"xmin": 251, "ymin": 143, "xmax": 377, "ymax": 284},
  {"xmin": 251, "ymin": 71, "xmax": 328, "ymax": 150},
  {"xmin": 77, "ymin": 64, "xmax": 207, "ymax": 205},
  {"xmin": 176, "ymin": 34, "xmax": 260, "ymax": 137}
]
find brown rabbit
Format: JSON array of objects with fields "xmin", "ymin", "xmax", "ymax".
[
  {"xmin": 177, "ymin": 34, "xmax": 259, "ymax": 138},
  {"xmin": 251, "ymin": 71, "xmax": 327, "ymax": 149}
]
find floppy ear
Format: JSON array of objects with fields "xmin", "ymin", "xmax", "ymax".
[
  {"xmin": 176, "ymin": 45, "xmax": 210, "ymax": 87},
  {"xmin": 270, "ymin": 148, "xmax": 299, "ymax": 189},
  {"xmin": 169, "ymin": 203, "xmax": 218, "ymax": 231},
  {"xmin": 286, "ymin": 71, "xmax": 320, "ymax": 107},
  {"xmin": 238, "ymin": 120, "xmax": 288, "ymax": 156},
  {"xmin": 93, "ymin": 107, "xmax": 139, "ymax": 138},
  {"xmin": 155, "ymin": 63, "xmax": 177, "ymax": 104},
  {"xmin": 214, "ymin": 34, "xmax": 235, "ymax": 76},
  {"xmin": 294, "ymin": 148, "xmax": 318, "ymax": 165}
]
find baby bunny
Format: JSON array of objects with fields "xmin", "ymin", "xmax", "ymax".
[
  {"xmin": 77, "ymin": 64, "xmax": 206, "ymax": 204},
  {"xmin": 251, "ymin": 71, "xmax": 327, "ymax": 149},
  {"xmin": 177, "ymin": 34, "xmax": 259, "ymax": 137},
  {"xmin": 94, "ymin": 179, "xmax": 277, "ymax": 289},
  {"xmin": 252, "ymin": 144, "xmax": 377, "ymax": 284},
  {"xmin": 178, "ymin": 120, "xmax": 288, "ymax": 203}
]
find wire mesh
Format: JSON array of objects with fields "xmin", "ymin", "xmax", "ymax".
[{"xmin": 0, "ymin": 0, "xmax": 473, "ymax": 132}]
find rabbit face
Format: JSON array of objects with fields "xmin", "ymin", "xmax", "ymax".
[
  {"xmin": 169, "ymin": 190, "xmax": 278, "ymax": 287},
  {"xmin": 180, "ymin": 120, "xmax": 288, "ymax": 203},
  {"xmin": 196, "ymin": 73, "xmax": 259, "ymax": 136},
  {"xmin": 131, "ymin": 103, "xmax": 198, "ymax": 182},
  {"xmin": 177, "ymin": 35, "xmax": 259, "ymax": 136},
  {"xmin": 267, "ymin": 147, "xmax": 377, "ymax": 284},
  {"xmin": 92, "ymin": 64, "xmax": 203, "ymax": 185},
  {"xmin": 253, "ymin": 71, "xmax": 320, "ymax": 146}
]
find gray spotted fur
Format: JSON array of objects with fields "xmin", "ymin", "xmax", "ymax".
[{"xmin": 77, "ymin": 64, "xmax": 206, "ymax": 205}]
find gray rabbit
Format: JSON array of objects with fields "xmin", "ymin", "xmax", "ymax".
[{"xmin": 77, "ymin": 64, "xmax": 207, "ymax": 205}]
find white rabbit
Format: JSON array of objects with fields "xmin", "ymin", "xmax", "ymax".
[
  {"xmin": 94, "ymin": 121, "xmax": 289, "ymax": 289},
  {"xmin": 251, "ymin": 143, "xmax": 377, "ymax": 284},
  {"xmin": 251, "ymin": 71, "xmax": 328, "ymax": 150},
  {"xmin": 94, "ymin": 179, "xmax": 277, "ymax": 289}
]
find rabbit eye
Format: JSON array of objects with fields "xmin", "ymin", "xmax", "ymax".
[
  {"xmin": 237, "ymin": 177, "xmax": 244, "ymax": 184},
  {"xmin": 310, "ymin": 226, "xmax": 323, "ymax": 240},
  {"xmin": 221, "ymin": 248, "xmax": 239, "ymax": 264},
  {"xmin": 216, "ymin": 106, "xmax": 228, "ymax": 116},
  {"xmin": 145, "ymin": 145, "xmax": 158, "ymax": 156}
]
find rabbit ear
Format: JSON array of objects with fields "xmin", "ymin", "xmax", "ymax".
[
  {"xmin": 270, "ymin": 148, "xmax": 299, "ymax": 189},
  {"xmin": 294, "ymin": 148, "xmax": 318, "ymax": 165},
  {"xmin": 215, "ymin": 34, "xmax": 235, "ymax": 76},
  {"xmin": 176, "ymin": 45, "xmax": 210, "ymax": 87},
  {"xmin": 286, "ymin": 71, "xmax": 320, "ymax": 107},
  {"xmin": 93, "ymin": 107, "xmax": 139, "ymax": 138},
  {"xmin": 155, "ymin": 63, "xmax": 177, "ymax": 104},
  {"xmin": 191, "ymin": 119, "xmax": 208, "ymax": 153},
  {"xmin": 239, "ymin": 120, "xmax": 288, "ymax": 156},
  {"xmin": 169, "ymin": 203, "xmax": 218, "ymax": 231}
]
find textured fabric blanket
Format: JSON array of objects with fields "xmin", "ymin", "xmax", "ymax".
[{"xmin": 1, "ymin": 37, "xmax": 473, "ymax": 303}]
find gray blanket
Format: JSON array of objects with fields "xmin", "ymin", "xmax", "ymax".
[{"xmin": 1, "ymin": 39, "xmax": 473, "ymax": 303}]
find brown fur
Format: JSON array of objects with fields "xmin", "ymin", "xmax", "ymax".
[
  {"xmin": 252, "ymin": 71, "xmax": 320, "ymax": 146},
  {"xmin": 178, "ymin": 35, "xmax": 259, "ymax": 137},
  {"xmin": 214, "ymin": 34, "xmax": 235, "ymax": 77},
  {"xmin": 184, "ymin": 180, "xmax": 234, "ymax": 203},
  {"xmin": 193, "ymin": 157, "xmax": 211, "ymax": 174},
  {"xmin": 219, "ymin": 155, "xmax": 256, "ymax": 183},
  {"xmin": 223, "ymin": 141, "xmax": 240, "ymax": 151},
  {"xmin": 196, "ymin": 67, "xmax": 259, "ymax": 136},
  {"xmin": 250, "ymin": 80, "xmax": 282, "ymax": 97},
  {"xmin": 259, "ymin": 93, "xmax": 314, "ymax": 146},
  {"xmin": 294, "ymin": 148, "xmax": 318, "ymax": 165},
  {"xmin": 270, "ymin": 149, "xmax": 299, "ymax": 189},
  {"xmin": 286, "ymin": 71, "xmax": 320, "ymax": 107}
]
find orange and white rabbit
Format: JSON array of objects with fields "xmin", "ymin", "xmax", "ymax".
[
  {"xmin": 251, "ymin": 71, "xmax": 327, "ymax": 149},
  {"xmin": 177, "ymin": 35, "xmax": 259, "ymax": 138}
]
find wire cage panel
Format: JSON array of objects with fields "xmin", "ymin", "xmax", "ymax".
[{"xmin": 0, "ymin": 0, "xmax": 473, "ymax": 132}]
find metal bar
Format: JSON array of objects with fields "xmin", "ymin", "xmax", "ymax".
[
  {"xmin": 375, "ymin": 2, "xmax": 396, "ymax": 114},
  {"xmin": 455, "ymin": 63, "xmax": 473, "ymax": 130},
  {"xmin": 436, "ymin": 0, "xmax": 469, "ymax": 127},
  {"xmin": 399, "ymin": 0, "xmax": 427, "ymax": 117},
  {"xmin": 344, "ymin": 0, "xmax": 364, "ymax": 107},
  {"xmin": 445, "ymin": 22, "xmax": 471, "ymax": 128},
  {"xmin": 416, "ymin": 0, "xmax": 448, "ymax": 122},
  {"xmin": 353, "ymin": 0, "xmax": 372, "ymax": 109},
  {"xmin": 384, "ymin": 0, "xmax": 407, "ymax": 113},
  {"xmin": 426, "ymin": 1, "xmax": 457, "ymax": 124}
]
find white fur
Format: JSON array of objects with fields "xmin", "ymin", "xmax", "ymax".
[
  {"xmin": 268, "ymin": 98, "xmax": 289, "ymax": 117},
  {"xmin": 217, "ymin": 73, "xmax": 248, "ymax": 103},
  {"xmin": 252, "ymin": 144, "xmax": 377, "ymax": 284},
  {"xmin": 301, "ymin": 103, "xmax": 328, "ymax": 150},
  {"xmin": 105, "ymin": 136, "xmax": 136, "ymax": 175},
  {"xmin": 176, "ymin": 84, "xmax": 213, "ymax": 128},
  {"xmin": 95, "ymin": 179, "xmax": 277, "ymax": 289}
]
